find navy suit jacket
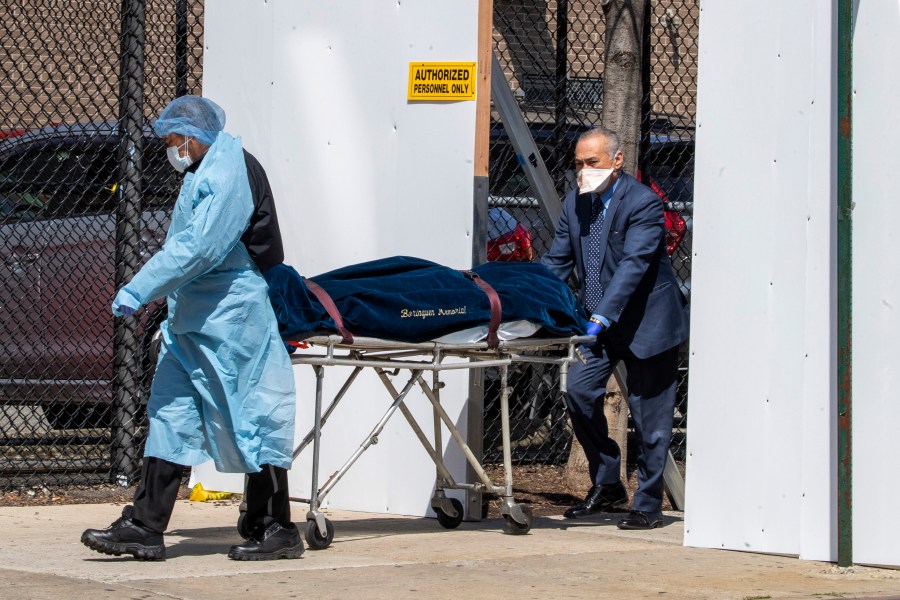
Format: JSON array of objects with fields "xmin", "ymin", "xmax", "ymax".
[{"xmin": 542, "ymin": 173, "xmax": 688, "ymax": 359}]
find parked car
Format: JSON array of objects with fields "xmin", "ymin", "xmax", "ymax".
[
  {"xmin": 487, "ymin": 205, "xmax": 534, "ymax": 262},
  {"xmin": 0, "ymin": 122, "xmax": 175, "ymax": 429}
]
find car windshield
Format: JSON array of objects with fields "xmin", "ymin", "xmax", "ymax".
[
  {"xmin": 0, "ymin": 190, "xmax": 46, "ymax": 222},
  {"xmin": 488, "ymin": 206, "xmax": 518, "ymax": 239},
  {"xmin": 0, "ymin": 146, "xmax": 116, "ymax": 218},
  {"xmin": 0, "ymin": 137, "xmax": 177, "ymax": 222}
]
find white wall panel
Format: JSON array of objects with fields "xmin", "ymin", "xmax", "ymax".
[
  {"xmin": 797, "ymin": 2, "xmax": 838, "ymax": 563},
  {"xmin": 192, "ymin": 0, "xmax": 479, "ymax": 517},
  {"xmin": 851, "ymin": 1, "xmax": 900, "ymax": 569},
  {"xmin": 685, "ymin": 1, "xmax": 836, "ymax": 559}
]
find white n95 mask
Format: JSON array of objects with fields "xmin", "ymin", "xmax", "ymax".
[
  {"xmin": 577, "ymin": 167, "xmax": 614, "ymax": 195},
  {"xmin": 167, "ymin": 139, "xmax": 194, "ymax": 173}
]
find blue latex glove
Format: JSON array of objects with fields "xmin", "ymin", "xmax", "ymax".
[
  {"xmin": 586, "ymin": 314, "xmax": 610, "ymax": 337},
  {"xmin": 112, "ymin": 288, "xmax": 141, "ymax": 317}
]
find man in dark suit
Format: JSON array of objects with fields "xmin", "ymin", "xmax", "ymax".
[{"xmin": 542, "ymin": 127, "xmax": 688, "ymax": 530}]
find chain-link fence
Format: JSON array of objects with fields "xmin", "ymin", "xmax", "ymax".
[
  {"xmin": 483, "ymin": 0, "xmax": 698, "ymax": 474},
  {"xmin": 1, "ymin": 0, "xmax": 696, "ymax": 492},
  {"xmin": 0, "ymin": 0, "xmax": 203, "ymax": 488}
]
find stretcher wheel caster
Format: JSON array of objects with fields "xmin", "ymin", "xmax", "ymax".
[
  {"xmin": 237, "ymin": 501, "xmax": 251, "ymax": 539},
  {"xmin": 436, "ymin": 498, "xmax": 464, "ymax": 529},
  {"xmin": 503, "ymin": 505, "xmax": 533, "ymax": 535},
  {"xmin": 305, "ymin": 518, "xmax": 335, "ymax": 550}
]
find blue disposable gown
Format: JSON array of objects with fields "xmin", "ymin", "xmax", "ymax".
[{"xmin": 121, "ymin": 132, "xmax": 295, "ymax": 473}]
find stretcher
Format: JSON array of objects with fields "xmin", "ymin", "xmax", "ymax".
[{"xmin": 286, "ymin": 332, "xmax": 594, "ymax": 549}]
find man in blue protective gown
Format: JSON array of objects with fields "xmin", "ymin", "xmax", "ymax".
[
  {"xmin": 81, "ymin": 96, "xmax": 302, "ymax": 561},
  {"xmin": 542, "ymin": 127, "xmax": 688, "ymax": 530}
]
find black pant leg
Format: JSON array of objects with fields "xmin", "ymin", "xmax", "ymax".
[
  {"xmin": 131, "ymin": 457, "xmax": 185, "ymax": 533},
  {"xmin": 564, "ymin": 342, "xmax": 620, "ymax": 486},
  {"xmin": 625, "ymin": 346, "xmax": 679, "ymax": 513},
  {"xmin": 244, "ymin": 464, "xmax": 291, "ymax": 529}
]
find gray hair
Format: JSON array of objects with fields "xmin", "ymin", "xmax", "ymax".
[{"xmin": 577, "ymin": 127, "xmax": 621, "ymax": 161}]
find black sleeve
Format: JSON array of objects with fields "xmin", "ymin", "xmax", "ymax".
[{"xmin": 241, "ymin": 149, "xmax": 285, "ymax": 273}]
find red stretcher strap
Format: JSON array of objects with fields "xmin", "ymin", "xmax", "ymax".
[
  {"xmin": 303, "ymin": 278, "xmax": 354, "ymax": 345},
  {"xmin": 461, "ymin": 270, "xmax": 502, "ymax": 349}
]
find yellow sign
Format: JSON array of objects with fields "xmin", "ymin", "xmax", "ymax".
[{"xmin": 408, "ymin": 62, "xmax": 477, "ymax": 101}]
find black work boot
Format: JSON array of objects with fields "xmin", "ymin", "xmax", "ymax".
[
  {"xmin": 228, "ymin": 517, "xmax": 304, "ymax": 561},
  {"xmin": 81, "ymin": 505, "xmax": 166, "ymax": 561}
]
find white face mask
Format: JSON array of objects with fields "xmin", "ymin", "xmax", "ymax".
[
  {"xmin": 577, "ymin": 167, "xmax": 614, "ymax": 195},
  {"xmin": 166, "ymin": 139, "xmax": 194, "ymax": 173}
]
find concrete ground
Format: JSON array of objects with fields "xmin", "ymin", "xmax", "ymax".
[{"xmin": 2, "ymin": 501, "xmax": 900, "ymax": 600}]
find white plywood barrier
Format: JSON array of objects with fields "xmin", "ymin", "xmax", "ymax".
[
  {"xmin": 851, "ymin": 2, "xmax": 900, "ymax": 569},
  {"xmin": 191, "ymin": 1, "xmax": 479, "ymax": 517},
  {"xmin": 684, "ymin": 1, "xmax": 837, "ymax": 560}
]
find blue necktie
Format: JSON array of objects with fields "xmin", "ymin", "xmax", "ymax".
[{"xmin": 585, "ymin": 195, "xmax": 605, "ymax": 312}]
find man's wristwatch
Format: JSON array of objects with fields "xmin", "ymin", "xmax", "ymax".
[{"xmin": 589, "ymin": 316, "xmax": 605, "ymax": 325}]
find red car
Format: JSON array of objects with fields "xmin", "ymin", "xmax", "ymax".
[
  {"xmin": 642, "ymin": 176, "xmax": 687, "ymax": 256},
  {"xmin": 0, "ymin": 122, "xmax": 173, "ymax": 429},
  {"xmin": 487, "ymin": 206, "xmax": 534, "ymax": 262}
]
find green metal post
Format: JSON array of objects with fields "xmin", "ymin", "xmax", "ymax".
[{"xmin": 836, "ymin": 0, "xmax": 853, "ymax": 568}]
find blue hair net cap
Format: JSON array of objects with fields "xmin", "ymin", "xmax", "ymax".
[{"xmin": 153, "ymin": 95, "xmax": 226, "ymax": 146}]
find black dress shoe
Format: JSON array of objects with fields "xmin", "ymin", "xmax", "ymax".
[
  {"xmin": 228, "ymin": 518, "xmax": 305, "ymax": 561},
  {"xmin": 616, "ymin": 510, "xmax": 663, "ymax": 530},
  {"xmin": 81, "ymin": 505, "xmax": 166, "ymax": 560},
  {"xmin": 564, "ymin": 481, "xmax": 629, "ymax": 519}
]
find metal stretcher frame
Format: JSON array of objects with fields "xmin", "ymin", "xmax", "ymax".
[{"xmin": 286, "ymin": 333, "xmax": 595, "ymax": 549}]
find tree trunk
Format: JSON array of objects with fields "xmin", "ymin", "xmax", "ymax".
[
  {"xmin": 562, "ymin": 425, "xmax": 591, "ymax": 495},
  {"xmin": 600, "ymin": 0, "xmax": 647, "ymax": 175},
  {"xmin": 562, "ymin": 0, "xmax": 647, "ymax": 497},
  {"xmin": 605, "ymin": 370, "xmax": 630, "ymax": 483}
]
